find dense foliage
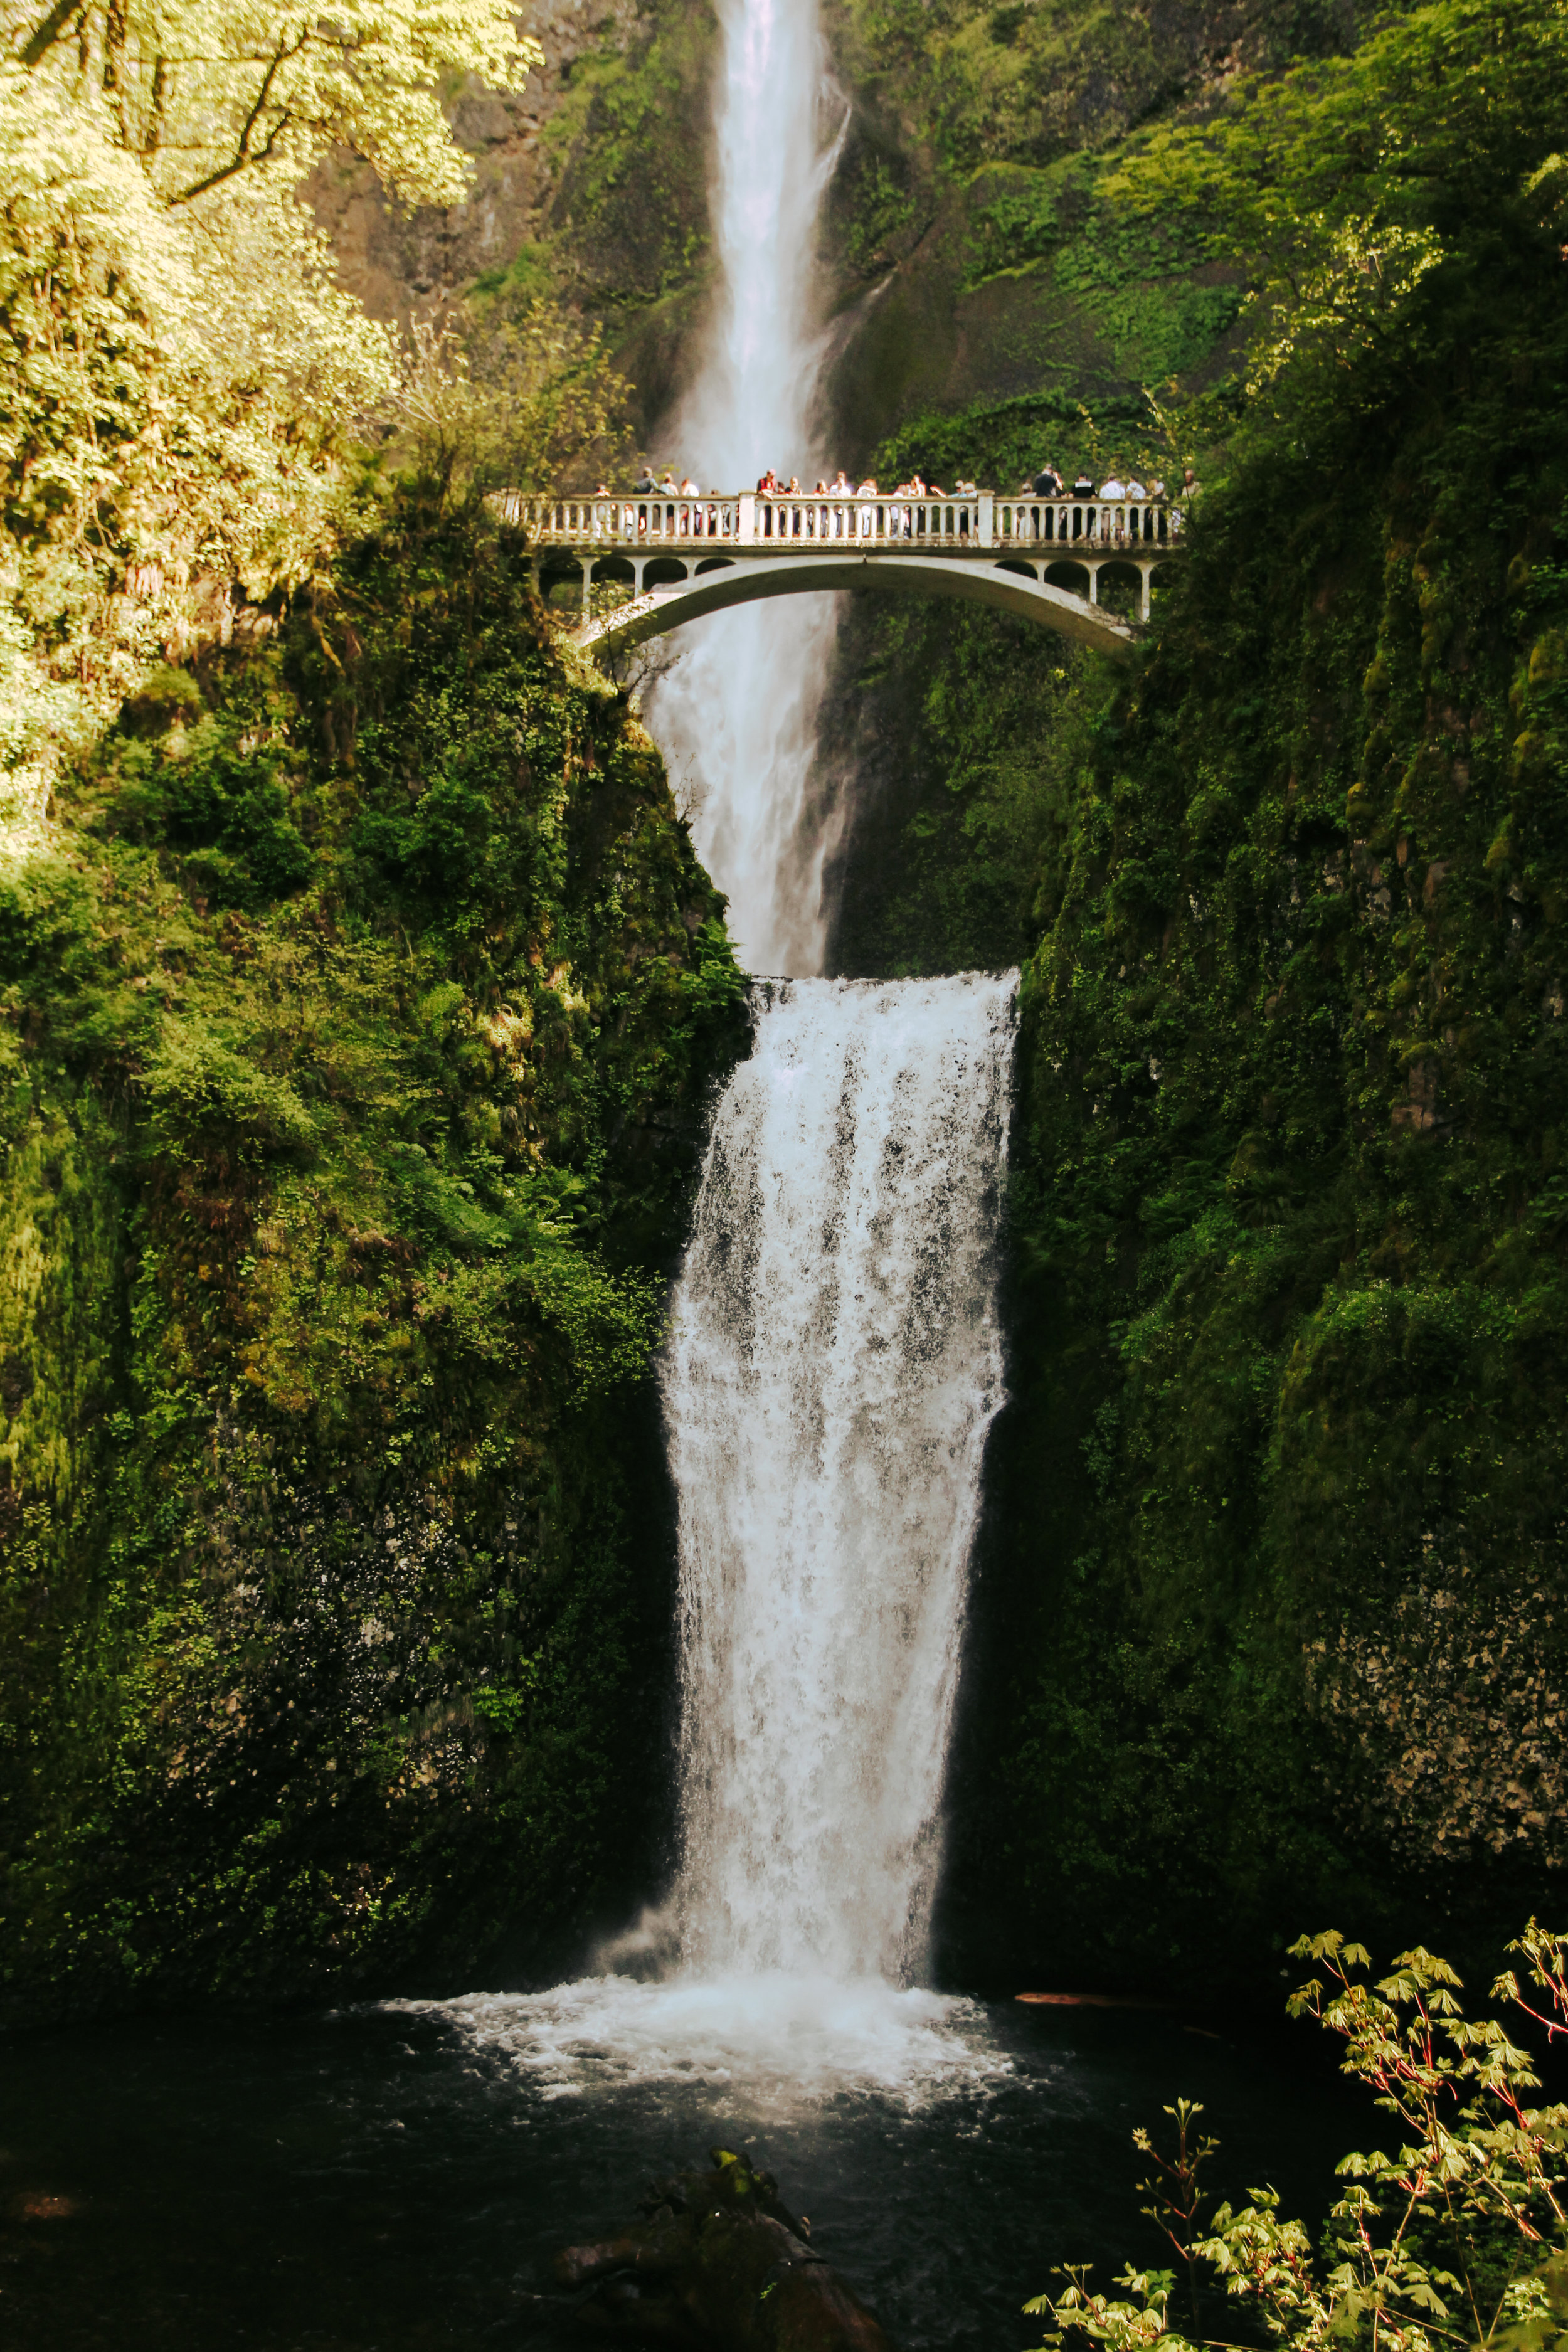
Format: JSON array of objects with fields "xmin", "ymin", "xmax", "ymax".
[
  {"xmin": 0, "ymin": 489, "xmax": 746, "ymax": 2020},
  {"xmin": 0, "ymin": 1, "xmax": 541, "ymax": 831},
  {"xmin": 1029, "ymin": 1927, "xmax": 1568, "ymax": 2352},
  {"xmin": 826, "ymin": 0, "xmax": 1568, "ymax": 1993}
]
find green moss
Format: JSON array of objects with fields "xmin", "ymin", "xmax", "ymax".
[
  {"xmin": 543, "ymin": 3, "xmax": 714, "ymax": 318},
  {"xmin": 0, "ymin": 484, "xmax": 746, "ymax": 2023},
  {"xmin": 870, "ymin": 385, "xmax": 1163, "ymax": 494},
  {"xmin": 832, "ymin": 189, "xmax": 1568, "ymax": 1998}
]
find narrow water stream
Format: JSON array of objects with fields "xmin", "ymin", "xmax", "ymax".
[{"xmin": 645, "ymin": 0, "xmax": 845, "ymax": 973}]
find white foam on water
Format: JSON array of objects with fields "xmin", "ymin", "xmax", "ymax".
[{"xmin": 389, "ymin": 1973, "xmax": 1010, "ymax": 2109}]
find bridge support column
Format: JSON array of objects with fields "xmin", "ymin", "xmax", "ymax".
[
  {"xmin": 1087, "ymin": 563, "xmax": 1101, "ymax": 605},
  {"xmin": 632, "ymin": 558, "xmax": 647, "ymax": 593},
  {"xmin": 1139, "ymin": 563, "xmax": 1152, "ymax": 623},
  {"xmin": 580, "ymin": 559, "xmax": 591, "ymax": 624}
]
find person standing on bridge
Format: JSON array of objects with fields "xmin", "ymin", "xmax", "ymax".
[
  {"xmin": 1172, "ymin": 465, "xmax": 1199, "ymax": 536},
  {"xmin": 1034, "ymin": 462, "xmax": 1064, "ymax": 497}
]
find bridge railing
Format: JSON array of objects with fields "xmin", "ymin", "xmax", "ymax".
[
  {"xmin": 997, "ymin": 500, "xmax": 1175, "ymax": 550},
  {"xmin": 496, "ymin": 490, "xmax": 1179, "ymax": 554}
]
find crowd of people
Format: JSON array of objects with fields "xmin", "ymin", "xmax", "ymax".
[
  {"xmin": 1013, "ymin": 462, "xmax": 1201, "ymax": 502},
  {"xmin": 600, "ymin": 460, "xmax": 1197, "ymax": 503},
  {"xmin": 750, "ymin": 467, "xmax": 981, "ymax": 499}
]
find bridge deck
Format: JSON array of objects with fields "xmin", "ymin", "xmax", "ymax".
[{"xmin": 494, "ymin": 487, "xmax": 1182, "ymax": 654}]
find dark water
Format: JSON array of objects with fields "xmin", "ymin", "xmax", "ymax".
[{"xmin": 0, "ymin": 1981, "xmax": 1369, "ymax": 2351}]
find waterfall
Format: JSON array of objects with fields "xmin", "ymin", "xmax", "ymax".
[
  {"xmin": 664, "ymin": 975, "xmax": 1015, "ymax": 1982},
  {"xmin": 418, "ymin": 7, "xmax": 1022, "ymax": 2101},
  {"xmin": 647, "ymin": 0, "xmax": 845, "ymax": 978}
]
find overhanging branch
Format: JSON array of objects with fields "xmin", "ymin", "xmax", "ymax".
[
  {"xmin": 20, "ymin": 0, "xmax": 84, "ymax": 68},
  {"xmin": 167, "ymin": 29, "xmax": 309, "ymax": 205}
]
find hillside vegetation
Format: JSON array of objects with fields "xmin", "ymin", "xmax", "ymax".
[
  {"xmin": 6, "ymin": 0, "xmax": 1567, "ymax": 2022},
  {"xmin": 0, "ymin": 6, "xmax": 744, "ymax": 2021},
  {"xmin": 824, "ymin": 0, "xmax": 1568, "ymax": 1991}
]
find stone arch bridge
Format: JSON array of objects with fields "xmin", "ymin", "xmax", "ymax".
[{"xmin": 495, "ymin": 488, "xmax": 1181, "ymax": 660}]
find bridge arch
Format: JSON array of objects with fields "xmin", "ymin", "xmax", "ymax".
[{"xmin": 553, "ymin": 550, "xmax": 1143, "ymax": 660}]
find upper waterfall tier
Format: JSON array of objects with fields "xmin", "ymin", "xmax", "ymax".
[
  {"xmin": 642, "ymin": 0, "xmax": 847, "ymax": 979},
  {"xmin": 663, "ymin": 973, "xmax": 1017, "ymax": 1983}
]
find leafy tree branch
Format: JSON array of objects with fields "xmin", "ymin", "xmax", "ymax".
[{"xmin": 1027, "ymin": 1927, "xmax": 1568, "ymax": 2352}]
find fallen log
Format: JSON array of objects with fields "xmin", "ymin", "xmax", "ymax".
[{"xmin": 553, "ymin": 2146, "xmax": 897, "ymax": 2351}]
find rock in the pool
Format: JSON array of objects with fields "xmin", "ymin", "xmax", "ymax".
[{"xmin": 553, "ymin": 2146, "xmax": 896, "ymax": 2349}]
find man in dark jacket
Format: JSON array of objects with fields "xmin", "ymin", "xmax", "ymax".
[{"xmin": 1032, "ymin": 464, "xmax": 1064, "ymax": 497}]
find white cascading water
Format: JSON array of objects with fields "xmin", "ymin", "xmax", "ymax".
[
  {"xmin": 665, "ymin": 976, "xmax": 1015, "ymax": 1982},
  {"xmin": 403, "ymin": 974, "xmax": 1019, "ymax": 2102},
  {"xmin": 406, "ymin": 0, "xmax": 1023, "ymax": 2106},
  {"xmin": 646, "ymin": 0, "xmax": 845, "ymax": 977}
]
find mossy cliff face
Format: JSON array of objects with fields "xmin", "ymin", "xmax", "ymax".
[
  {"xmin": 810, "ymin": 0, "xmax": 1372, "ymax": 471},
  {"xmin": 310, "ymin": 0, "xmax": 1273, "ymax": 470},
  {"xmin": 825, "ymin": 208, "xmax": 1568, "ymax": 1995},
  {"xmin": 312, "ymin": 0, "xmax": 720, "ymax": 442},
  {"xmin": 0, "ymin": 492, "xmax": 746, "ymax": 2024}
]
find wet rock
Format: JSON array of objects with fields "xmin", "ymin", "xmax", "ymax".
[{"xmin": 553, "ymin": 2146, "xmax": 896, "ymax": 2350}]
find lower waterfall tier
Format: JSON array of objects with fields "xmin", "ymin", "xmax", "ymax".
[{"xmin": 664, "ymin": 973, "xmax": 1017, "ymax": 1981}]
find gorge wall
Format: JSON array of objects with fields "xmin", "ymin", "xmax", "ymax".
[
  {"xmin": 0, "ymin": 494, "xmax": 747, "ymax": 2023},
  {"xmin": 5, "ymin": 0, "xmax": 1565, "ymax": 2027},
  {"xmin": 818, "ymin": 235, "xmax": 1568, "ymax": 1998}
]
